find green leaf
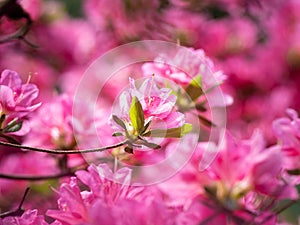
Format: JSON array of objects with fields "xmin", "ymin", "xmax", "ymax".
[
  {"xmin": 141, "ymin": 120, "xmax": 151, "ymax": 134},
  {"xmin": 0, "ymin": 114, "xmax": 6, "ymax": 127},
  {"xmin": 112, "ymin": 115, "xmax": 126, "ymax": 130},
  {"xmin": 112, "ymin": 132, "xmax": 123, "ymax": 137},
  {"xmin": 0, "ymin": 134, "xmax": 20, "ymax": 144},
  {"xmin": 195, "ymin": 103, "xmax": 207, "ymax": 112},
  {"xmin": 30, "ymin": 180, "xmax": 59, "ymax": 195},
  {"xmin": 287, "ymin": 169, "xmax": 300, "ymax": 175},
  {"xmin": 129, "ymin": 96, "xmax": 145, "ymax": 134},
  {"xmin": 185, "ymin": 75, "xmax": 203, "ymax": 101},
  {"xmin": 3, "ymin": 120, "xmax": 23, "ymax": 133},
  {"xmin": 124, "ymin": 145, "xmax": 133, "ymax": 154},
  {"xmin": 198, "ymin": 115, "xmax": 216, "ymax": 127},
  {"xmin": 143, "ymin": 123, "xmax": 193, "ymax": 138},
  {"xmin": 142, "ymin": 141, "xmax": 161, "ymax": 149},
  {"xmin": 204, "ymin": 186, "xmax": 217, "ymax": 197}
]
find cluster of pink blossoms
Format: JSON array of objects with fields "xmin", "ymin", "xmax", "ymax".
[
  {"xmin": 46, "ymin": 164, "xmax": 177, "ymax": 225},
  {"xmin": 0, "ymin": 0, "xmax": 300, "ymax": 224},
  {"xmin": 0, "ymin": 62, "xmax": 299, "ymax": 224}
]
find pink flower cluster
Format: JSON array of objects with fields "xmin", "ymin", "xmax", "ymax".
[
  {"xmin": 46, "ymin": 164, "xmax": 176, "ymax": 225},
  {"xmin": 0, "ymin": 0, "xmax": 300, "ymax": 224}
]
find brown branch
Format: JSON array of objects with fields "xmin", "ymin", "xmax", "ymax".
[
  {"xmin": 0, "ymin": 19, "xmax": 38, "ymax": 47},
  {"xmin": 0, "ymin": 171, "xmax": 75, "ymax": 181},
  {"xmin": 0, "ymin": 161, "xmax": 91, "ymax": 181},
  {"xmin": 274, "ymin": 200, "xmax": 299, "ymax": 215},
  {"xmin": 0, "ymin": 140, "xmax": 127, "ymax": 154},
  {"xmin": 0, "ymin": 0, "xmax": 37, "ymax": 47},
  {"xmin": 0, "ymin": 187, "xmax": 29, "ymax": 218},
  {"xmin": 252, "ymin": 199, "xmax": 300, "ymax": 225}
]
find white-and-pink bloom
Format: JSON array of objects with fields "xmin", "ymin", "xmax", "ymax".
[{"xmin": 111, "ymin": 77, "xmax": 185, "ymax": 132}]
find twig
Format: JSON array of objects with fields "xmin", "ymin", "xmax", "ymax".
[
  {"xmin": 0, "ymin": 187, "xmax": 30, "ymax": 218},
  {"xmin": 254, "ymin": 200, "xmax": 299, "ymax": 225},
  {"xmin": 0, "ymin": 171, "xmax": 75, "ymax": 181},
  {"xmin": 0, "ymin": 0, "xmax": 38, "ymax": 47},
  {"xmin": 18, "ymin": 187, "xmax": 30, "ymax": 209},
  {"xmin": 0, "ymin": 140, "xmax": 127, "ymax": 154}
]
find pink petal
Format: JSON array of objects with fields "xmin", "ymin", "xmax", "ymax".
[
  {"xmin": 0, "ymin": 70, "xmax": 22, "ymax": 90},
  {"xmin": 18, "ymin": 84, "xmax": 40, "ymax": 106},
  {"xmin": 0, "ymin": 85, "xmax": 15, "ymax": 109}
]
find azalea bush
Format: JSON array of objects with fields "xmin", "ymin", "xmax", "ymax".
[{"xmin": 0, "ymin": 0, "xmax": 300, "ymax": 224}]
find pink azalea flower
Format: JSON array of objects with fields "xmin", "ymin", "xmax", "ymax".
[
  {"xmin": 175, "ymin": 195, "xmax": 282, "ymax": 225},
  {"xmin": 23, "ymin": 94, "xmax": 111, "ymax": 150},
  {"xmin": 86, "ymin": 197, "xmax": 176, "ymax": 225},
  {"xmin": 158, "ymin": 130, "xmax": 297, "ymax": 218},
  {"xmin": 129, "ymin": 77, "xmax": 180, "ymax": 123},
  {"xmin": 273, "ymin": 108, "xmax": 300, "ymax": 170},
  {"xmin": 23, "ymin": 95, "xmax": 75, "ymax": 150},
  {"xmin": 142, "ymin": 47, "xmax": 233, "ymax": 108},
  {"xmin": 75, "ymin": 163, "xmax": 139, "ymax": 205},
  {"xmin": 203, "ymin": 131, "xmax": 297, "ymax": 200},
  {"xmin": 0, "ymin": 50, "xmax": 58, "ymax": 102},
  {"xmin": 111, "ymin": 77, "xmax": 185, "ymax": 132},
  {"xmin": 0, "ymin": 69, "xmax": 41, "ymax": 135},
  {"xmin": 47, "ymin": 164, "xmax": 138, "ymax": 224},
  {"xmin": 47, "ymin": 163, "xmax": 175, "ymax": 225},
  {"xmin": 0, "ymin": 209, "xmax": 48, "ymax": 225},
  {"xmin": 142, "ymin": 47, "xmax": 226, "ymax": 89}
]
